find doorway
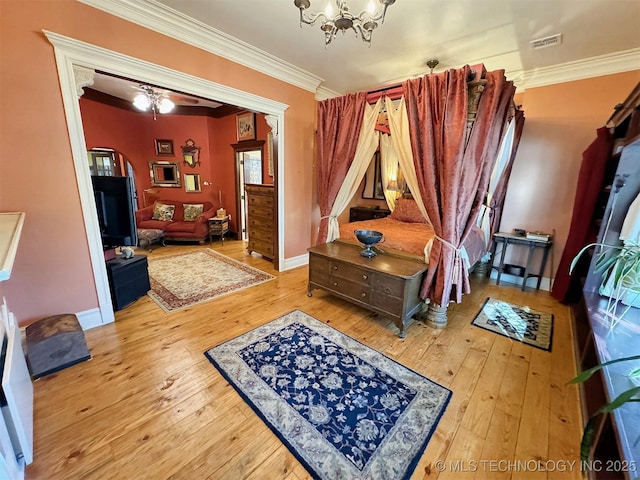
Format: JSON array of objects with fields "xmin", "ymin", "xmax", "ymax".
[
  {"xmin": 233, "ymin": 141, "xmax": 266, "ymax": 241},
  {"xmin": 47, "ymin": 32, "xmax": 287, "ymax": 328}
]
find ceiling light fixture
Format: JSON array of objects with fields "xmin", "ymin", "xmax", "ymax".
[
  {"xmin": 294, "ymin": 0, "xmax": 396, "ymax": 46},
  {"xmin": 132, "ymin": 85, "xmax": 175, "ymax": 120},
  {"xmin": 426, "ymin": 59, "xmax": 439, "ymax": 74}
]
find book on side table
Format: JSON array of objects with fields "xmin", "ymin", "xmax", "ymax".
[{"xmin": 525, "ymin": 231, "xmax": 552, "ymax": 242}]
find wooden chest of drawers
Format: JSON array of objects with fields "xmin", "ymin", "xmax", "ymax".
[
  {"xmin": 307, "ymin": 241, "xmax": 428, "ymax": 337},
  {"xmin": 245, "ymin": 184, "xmax": 274, "ymax": 261}
]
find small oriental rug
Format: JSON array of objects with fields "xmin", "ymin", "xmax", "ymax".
[
  {"xmin": 147, "ymin": 249, "xmax": 274, "ymax": 312},
  {"xmin": 205, "ymin": 310, "xmax": 451, "ymax": 480},
  {"xmin": 471, "ymin": 297, "xmax": 554, "ymax": 351}
]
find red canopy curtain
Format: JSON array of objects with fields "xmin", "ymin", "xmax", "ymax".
[
  {"xmin": 403, "ymin": 66, "xmax": 470, "ymax": 306},
  {"xmin": 551, "ymin": 126, "xmax": 613, "ymax": 303},
  {"xmin": 458, "ymin": 70, "xmax": 515, "ymax": 296},
  {"xmin": 316, "ymin": 93, "xmax": 367, "ymax": 244},
  {"xmin": 404, "ymin": 67, "xmax": 515, "ymax": 306},
  {"xmin": 489, "ymin": 108, "xmax": 525, "ymax": 238}
]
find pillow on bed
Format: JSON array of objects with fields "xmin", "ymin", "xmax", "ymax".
[{"xmin": 390, "ymin": 198, "xmax": 427, "ymax": 223}]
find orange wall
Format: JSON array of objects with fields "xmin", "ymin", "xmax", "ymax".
[
  {"xmin": 80, "ymin": 99, "xmax": 273, "ymax": 233},
  {"xmin": 1, "ymin": 1, "xmax": 638, "ymax": 324},
  {"xmin": 0, "ymin": 0, "xmax": 315, "ymax": 324},
  {"xmin": 500, "ymin": 71, "xmax": 640, "ymax": 279}
]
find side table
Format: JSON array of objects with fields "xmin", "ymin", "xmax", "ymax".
[
  {"xmin": 488, "ymin": 232, "xmax": 553, "ymax": 290},
  {"xmin": 209, "ymin": 215, "xmax": 230, "ymax": 244}
]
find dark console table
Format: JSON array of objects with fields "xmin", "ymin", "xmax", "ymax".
[
  {"xmin": 106, "ymin": 255, "xmax": 150, "ymax": 311},
  {"xmin": 307, "ymin": 241, "xmax": 427, "ymax": 337},
  {"xmin": 488, "ymin": 232, "xmax": 553, "ymax": 290}
]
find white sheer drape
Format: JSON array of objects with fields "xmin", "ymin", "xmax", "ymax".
[
  {"xmin": 477, "ymin": 117, "xmax": 515, "ymax": 247},
  {"xmin": 379, "ymin": 132, "xmax": 400, "ymax": 211},
  {"xmin": 385, "ymin": 97, "xmax": 429, "ymax": 220},
  {"xmin": 326, "ymin": 99, "xmax": 382, "ymax": 242},
  {"xmin": 385, "ymin": 97, "xmax": 435, "ymax": 261}
]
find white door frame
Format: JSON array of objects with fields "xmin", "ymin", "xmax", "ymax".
[{"xmin": 45, "ymin": 31, "xmax": 287, "ymax": 328}]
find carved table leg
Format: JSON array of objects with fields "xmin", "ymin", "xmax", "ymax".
[{"xmin": 425, "ymin": 302, "xmax": 448, "ymax": 329}]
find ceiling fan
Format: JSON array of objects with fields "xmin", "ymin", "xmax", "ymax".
[{"xmin": 133, "ymin": 84, "xmax": 200, "ymax": 119}]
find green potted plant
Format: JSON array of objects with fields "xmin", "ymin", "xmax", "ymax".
[
  {"xmin": 569, "ymin": 356, "xmax": 640, "ymax": 462},
  {"xmin": 571, "ymin": 241, "xmax": 640, "ymax": 326}
]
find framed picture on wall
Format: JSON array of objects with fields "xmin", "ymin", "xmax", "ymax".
[
  {"xmin": 155, "ymin": 139, "xmax": 174, "ymax": 156},
  {"xmin": 362, "ymin": 152, "xmax": 385, "ymax": 200},
  {"xmin": 236, "ymin": 112, "xmax": 256, "ymax": 142}
]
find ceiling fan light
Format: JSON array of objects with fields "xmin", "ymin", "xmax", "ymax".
[
  {"xmin": 158, "ymin": 98, "xmax": 175, "ymax": 114},
  {"xmin": 133, "ymin": 93, "xmax": 150, "ymax": 111}
]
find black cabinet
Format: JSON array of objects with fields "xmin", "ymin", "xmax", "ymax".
[
  {"xmin": 106, "ymin": 255, "xmax": 150, "ymax": 311},
  {"xmin": 349, "ymin": 206, "xmax": 391, "ymax": 222}
]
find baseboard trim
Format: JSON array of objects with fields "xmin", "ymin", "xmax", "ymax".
[
  {"xmin": 76, "ymin": 307, "xmax": 110, "ymax": 330},
  {"xmin": 489, "ymin": 271, "xmax": 551, "ymax": 291},
  {"xmin": 283, "ymin": 252, "xmax": 309, "ymax": 271}
]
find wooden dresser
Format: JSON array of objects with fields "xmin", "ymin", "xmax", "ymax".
[
  {"xmin": 308, "ymin": 241, "xmax": 428, "ymax": 337},
  {"xmin": 245, "ymin": 184, "xmax": 274, "ymax": 261}
]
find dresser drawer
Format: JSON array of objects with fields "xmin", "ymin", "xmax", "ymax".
[
  {"xmin": 247, "ymin": 215, "xmax": 273, "ymax": 230},
  {"xmin": 248, "ymin": 194, "xmax": 274, "ymax": 208},
  {"xmin": 249, "ymin": 238, "xmax": 274, "ymax": 256},
  {"xmin": 248, "ymin": 204, "xmax": 273, "ymax": 219},
  {"xmin": 248, "ymin": 227, "xmax": 274, "ymax": 243},
  {"xmin": 329, "ymin": 261, "xmax": 372, "ymax": 286},
  {"xmin": 326, "ymin": 277, "xmax": 371, "ymax": 304}
]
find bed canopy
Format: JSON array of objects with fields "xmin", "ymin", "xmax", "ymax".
[{"xmin": 315, "ymin": 64, "xmax": 524, "ymax": 315}]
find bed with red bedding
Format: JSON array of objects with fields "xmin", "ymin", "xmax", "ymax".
[{"xmin": 338, "ymin": 198, "xmax": 487, "ymax": 267}]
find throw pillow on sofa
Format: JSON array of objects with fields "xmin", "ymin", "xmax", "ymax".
[
  {"xmin": 152, "ymin": 203, "xmax": 176, "ymax": 221},
  {"xmin": 183, "ymin": 204, "xmax": 204, "ymax": 221}
]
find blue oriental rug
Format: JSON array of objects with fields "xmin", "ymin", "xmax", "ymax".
[
  {"xmin": 204, "ymin": 310, "xmax": 451, "ymax": 480},
  {"xmin": 471, "ymin": 297, "xmax": 554, "ymax": 351}
]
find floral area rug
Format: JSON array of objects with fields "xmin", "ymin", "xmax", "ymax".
[
  {"xmin": 147, "ymin": 249, "xmax": 274, "ymax": 312},
  {"xmin": 204, "ymin": 310, "xmax": 451, "ymax": 480},
  {"xmin": 471, "ymin": 297, "xmax": 554, "ymax": 351}
]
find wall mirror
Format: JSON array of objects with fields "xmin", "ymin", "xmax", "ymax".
[
  {"xmin": 362, "ymin": 152, "xmax": 385, "ymax": 200},
  {"xmin": 181, "ymin": 138, "xmax": 201, "ymax": 168},
  {"xmin": 184, "ymin": 173, "xmax": 201, "ymax": 192},
  {"xmin": 150, "ymin": 161, "xmax": 181, "ymax": 187}
]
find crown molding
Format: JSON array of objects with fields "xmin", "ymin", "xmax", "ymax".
[
  {"xmin": 315, "ymin": 86, "xmax": 343, "ymax": 101},
  {"xmin": 78, "ymin": 0, "xmax": 324, "ymax": 94},
  {"xmin": 520, "ymin": 47, "xmax": 640, "ymax": 91},
  {"xmin": 78, "ymin": 0, "xmax": 638, "ymax": 98}
]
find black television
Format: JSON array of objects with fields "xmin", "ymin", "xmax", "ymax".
[{"xmin": 91, "ymin": 175, "xmax": 138, "ymax": 249}]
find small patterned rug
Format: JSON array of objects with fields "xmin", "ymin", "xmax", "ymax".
[
  {"xmin": 471, "ymin": 297, "xmax": 554, "ymax": 351},
  {"xmin": 147, "ymin": 249, "xmax": 274, "ymax": 312},
  {"xmin": 205, "ymin": 310, "xmax": 451, "ymax": 480}
]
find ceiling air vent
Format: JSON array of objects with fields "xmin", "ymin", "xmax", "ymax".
[{"xmin": 529, "ymin": 33, "xmax": 562, "ymax": 50}]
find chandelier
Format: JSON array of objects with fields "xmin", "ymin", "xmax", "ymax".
[
  {"xmin": 294, "ymin": 0, "xmax": 396, "ymax": 46},
  {"xmin": 132, "ymin": 85, "xmax": 175, "ymax": 120}
]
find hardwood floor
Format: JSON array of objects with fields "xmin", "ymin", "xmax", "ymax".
[{"xmin": 25, "ymin": 241, "xmax": 583, "ymax": 479}]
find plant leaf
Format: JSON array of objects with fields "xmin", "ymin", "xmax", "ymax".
[
  {"xmin": 580, "ymin": 415, "xmax": 601, "ymax": 462},
  {"xmin": 595, "ymin": 386, "xmax": 640, "ymax": 414},
  {"xmin": 569, "ymin": 355, "xmax": 640, "ymax": 384},
  {"xmin": 579, "ymin": 387, "xmax": 640, "ymax": 462}
]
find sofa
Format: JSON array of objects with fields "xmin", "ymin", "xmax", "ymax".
[{"xmin": 135, "ymin": 200, "xmax": 216, "ymax": 243}]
